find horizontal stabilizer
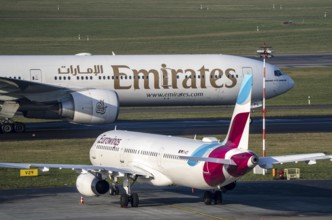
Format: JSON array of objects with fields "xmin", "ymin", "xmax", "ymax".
[
  {"xmin": 179, "ymin": 156, "xmax": 236, "ymax": 166},
  {"xmin": 258, "ymin": 153, "xmax": 331, "ymax": 169}
]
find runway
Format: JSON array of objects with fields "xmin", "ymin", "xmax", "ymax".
[
  {"xmin": 0, "ymin": 180, "xmax": 331, "ymax": 220},
  {"xmin": 1, "ymin": 115, "xmax": 332, "ymax": 141}
]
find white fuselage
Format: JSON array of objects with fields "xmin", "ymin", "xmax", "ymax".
[
  {"xmin": 90, "ymin": 130, "xmax": 251, "ymax": 189},
  {"xmin": 0, "ymin": 54, "xmax": 293, "ymax": 106}
]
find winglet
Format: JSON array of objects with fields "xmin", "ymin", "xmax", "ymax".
[{"xmin": 223, "ymin": 74, "xmax": 252, "ymax": 149}]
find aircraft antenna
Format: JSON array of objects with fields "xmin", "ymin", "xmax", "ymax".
[
  {"xmin": 257, "ymin": 43, "xmax": 273, "ymax": 174},
  {"xmin": 114, "ymin": 125, "xmax": 117, "ymax": 131}
]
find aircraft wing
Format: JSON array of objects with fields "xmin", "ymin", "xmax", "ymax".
[
  {"xmin": 258, "ymin": 153, "xmax": 332, "ymax": 169},
  {"xmin": 0, "ymin": 77, "xmax": 74, "ymax": 102},
  {"xmin": 0, "ymin": 163, "xmax": 153, "ymax": 178}
]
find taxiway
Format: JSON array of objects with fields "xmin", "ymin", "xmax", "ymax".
[
  {"xmin": 0, "ymin": 180, "xmax": 331, "ymax": 220},
  {"xmin": 1, "ymin": 115, "xmax": 332, "ymax": 141}
]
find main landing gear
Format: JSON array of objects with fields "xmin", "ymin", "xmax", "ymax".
[
  {"xmin": 203, "ymin": 190, "xmax": 223, "ymax": 205},
  {"xmin": 0, "ymin": 119, "xmax": 26, "ymax": 133},
  {"xmin": 110, "ymin": 174, "xmax": 139, "ymax": 208}
]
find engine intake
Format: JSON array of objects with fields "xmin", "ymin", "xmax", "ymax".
[{"xmin": 76, "ymin": 172, "xmax": 110, "ymax": 196}]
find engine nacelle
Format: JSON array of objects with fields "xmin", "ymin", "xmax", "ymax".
[
  {"xmin": 60, "ymin": 89, "xmax": 119, "ymax": 124},
  {"xmin": 76, "ymin": 172, "xmax": 110, "ymax": 197}
]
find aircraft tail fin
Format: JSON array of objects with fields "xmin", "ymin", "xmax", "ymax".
[{"xmin": 223, "ymin": 74, "xmax": 252, "ymax": 150}]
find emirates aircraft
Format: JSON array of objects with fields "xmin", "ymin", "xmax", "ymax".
[
  {"xmin": 0, "ymin": 54, "xmax": 294, "ymax": 133},
  {"xmin": 1, "ymin": 75, "xmax": 329, "ymax": 208}
]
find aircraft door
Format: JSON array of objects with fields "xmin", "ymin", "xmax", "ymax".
[
  {"xmin": 243, "ymin": 67, "xmax": 260, "ymax": 103},
  {"xmin": 119, "ymin": 145, "xmax": 125, "ymax": 165},
  {"xmin": 160, "ymin": 72, "xmax": 171, "ymax": 89},
  {"xmin": 202, "ymin": 148, "xmax": 214, "ymax": 174},
  {"xmin": 242, "ymin": 67, "xmax": 253, "ymax": 78},
  {"xmin": 89, "ymin": 144, "xmax": 97, "ymax": 162},
  {"xmin": 30, "ymin": 69, "xmax": 42, "ymax": 82},
  {"xmin": 158, "ymin": 147, "xmax": 165, "ymax": 168}
]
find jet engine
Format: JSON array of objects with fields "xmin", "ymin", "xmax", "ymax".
[
  {"xmin": 76, "ymin": 172, "xmax": 110, "ymax": 197},
  {"xmin": 60, "ymin": 89, "xmax": 119, "ymax": 124}
]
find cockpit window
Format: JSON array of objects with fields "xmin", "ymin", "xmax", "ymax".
[{"xmin": 274, "ymin": 70, "xmax": 283, "ymax": 77}]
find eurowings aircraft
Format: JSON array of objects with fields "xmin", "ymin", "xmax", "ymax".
[
  {"xmin": 0, "ymin": 54, "xmax": 294, "ymax": 133},
  {"xmin": 0, "ymin": 75, "xmax": 329, "ymax": 208}
]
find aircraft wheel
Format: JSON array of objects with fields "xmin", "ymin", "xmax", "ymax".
[
  {"xmin": 120, "ymin": 193, "xmax": 129, "ymax": 208},
  {"xmin": 1, "ymin": 123, "xmax": 13, "ymax": 133},
  {"xmin": 130, "ymin": 193, "xmax": 139, "ymax": 207},
  {"xmin": 203, "ymin": 191, "xmax": 212, "ymax": 205},
  {"xmin": 13, "ymin": 122, "xmax": 25, "ymax": 133},
  {"xmin": 214, "ymin": 191, "xmax": 222, "ymax": 205}
]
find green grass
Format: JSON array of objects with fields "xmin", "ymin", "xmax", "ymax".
[
  {"xmin": 0, "ymin": 0, "xmax": 331, "ymax": 55},
  {"xmin": 0, "ymin": 139, "xmax": 94, "ymax": 188},
  {"xmin": 268, "ymin": 67, "xmax": 332, "ymax": 106},
  {"xmin": 2, "ymin": 0, "xmax": 332, "ymax": 121},
  {"xmin": 0, "ymin": 133, "xmax": 331, "ymax": 189}
]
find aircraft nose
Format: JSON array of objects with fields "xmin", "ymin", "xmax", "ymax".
[{"xmin": 287, "ymin": 75, "xmax": 295, "ymax": 91}]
